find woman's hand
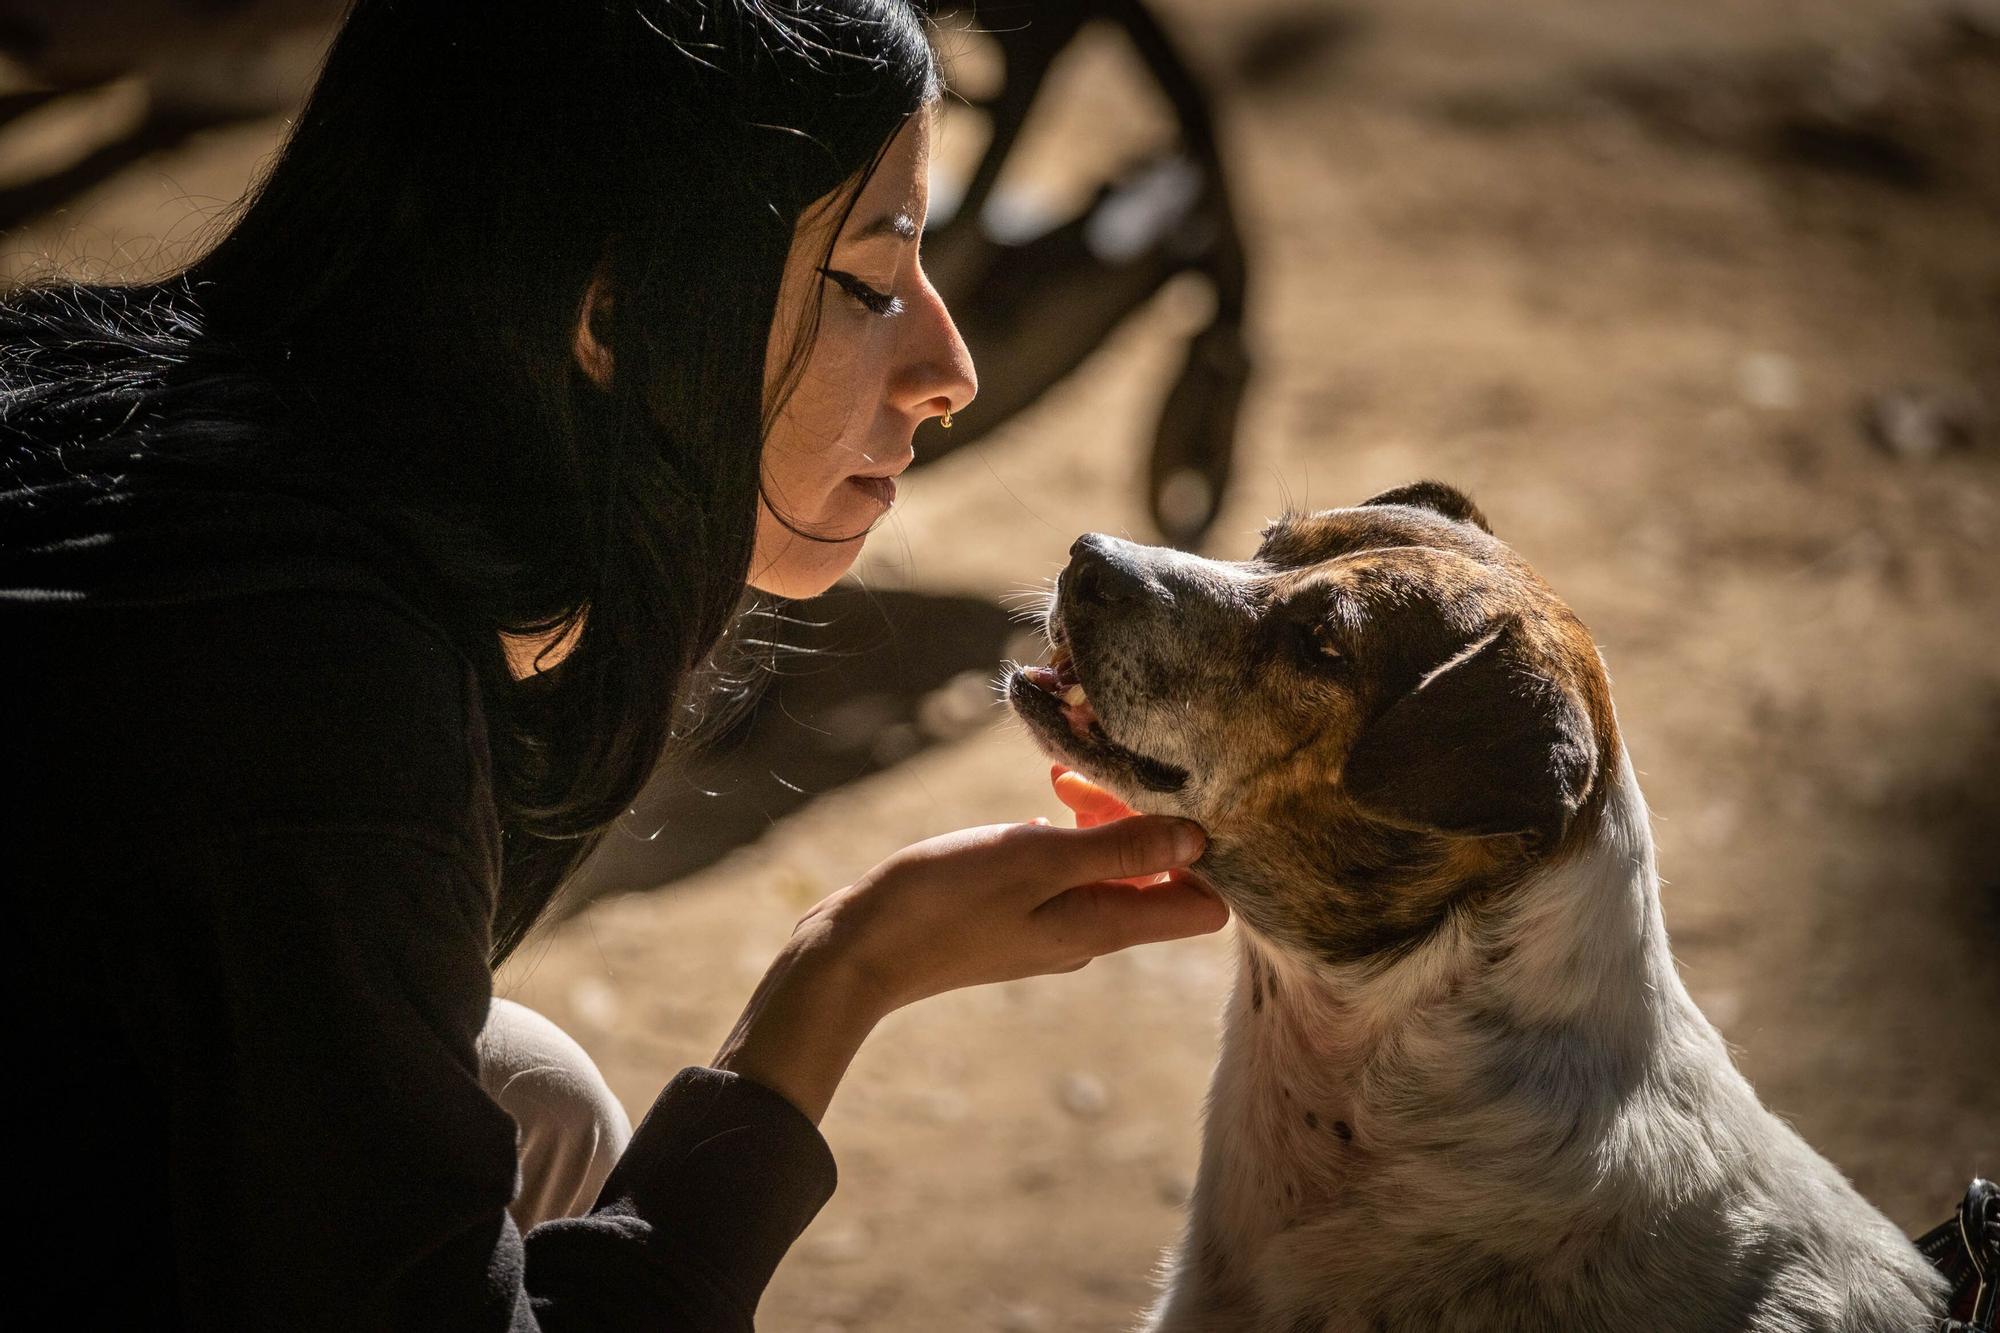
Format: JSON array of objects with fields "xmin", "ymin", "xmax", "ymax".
[
  {"xmin": 799, "ymin": 797, "xmax": 1222, "ymax": 1011},
  {"xmin": 713, "ymin": 774, "xmax": 1228, "ymax": 1123}
]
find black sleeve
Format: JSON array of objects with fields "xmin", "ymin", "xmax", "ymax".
[
  {"xmin": 124, "ymin": 826, "xmax": 835, "ymax": 1331},
  {"xmin": 75, "ymin": 590, "xmax": 835, "ymax": 1330},
  {"xmin": 526, "ymin": 1069, "xmax": 842, "ymax": 1329}
]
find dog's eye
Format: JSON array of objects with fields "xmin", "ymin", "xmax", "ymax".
[{"xmin": 1304, "ymin": 620, "xmax": 1346, "ymax": 665}]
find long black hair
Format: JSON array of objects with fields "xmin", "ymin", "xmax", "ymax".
[{"xmin": 0, "ymin": 0, "xmax": 939, "ymax": 963}]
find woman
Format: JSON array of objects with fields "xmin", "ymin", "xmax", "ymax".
[{"xmin": 1, "ymin": 1, "xmax": 1227, "ymax": 1328}]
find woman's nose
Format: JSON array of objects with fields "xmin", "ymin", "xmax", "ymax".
[{"xmin": 899, "ymin": 268, "xmax": 977, "ymax": 421}]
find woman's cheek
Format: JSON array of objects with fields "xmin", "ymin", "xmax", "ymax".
[{"xmin": 768, "ymin": 313, "xmax": 896, "ymax": 513}]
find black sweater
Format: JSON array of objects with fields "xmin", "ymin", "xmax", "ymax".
[{"xmin": 6, "ymin": 482, "xmax": 836, "ymax": 1328}]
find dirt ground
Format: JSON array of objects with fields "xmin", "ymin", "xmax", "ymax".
[{"xmin": 7, "ymin": 1, "xmax": 1997, "ymax": 1329}]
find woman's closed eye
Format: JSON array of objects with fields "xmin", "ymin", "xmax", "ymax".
[{"xmin": 819, "ymin": 267, "xmax": 904, "ymax": 317}]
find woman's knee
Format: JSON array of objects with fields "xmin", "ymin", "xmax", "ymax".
[{"xmin": 476, "ymin": 997, "xmax": 633, "ymax": 1231}]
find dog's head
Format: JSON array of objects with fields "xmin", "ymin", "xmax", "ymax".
[{"xmin": 1008, "ymin": 481, "xmax": 1620, "ymax": 964}]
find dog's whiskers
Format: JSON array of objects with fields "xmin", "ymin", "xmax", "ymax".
[{"xmin": 1005, "ymin": 606, "xmax": 1054, "ymax": 629}]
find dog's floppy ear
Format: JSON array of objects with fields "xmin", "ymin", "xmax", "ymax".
[
  {"xmin": 1360, "ymin": 480, "xmax": 1492, "ymax": 534},
  {"xmin": 1341, "ymin": 619, "xmax": 1595, "ymax": 846}
]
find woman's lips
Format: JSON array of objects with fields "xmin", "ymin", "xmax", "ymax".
[{"xmin": 848, "ymin": 474, "xmax": 897, "ymax": 506}]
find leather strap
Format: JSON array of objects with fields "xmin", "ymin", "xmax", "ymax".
[{"xmin": 1916, "ymin": 1178, "xmax": 1997, "ymax": 1332}]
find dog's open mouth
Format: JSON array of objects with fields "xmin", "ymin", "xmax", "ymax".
[
  {"xmin": 1009, "ymin": 627, "xmax": 1190, "ymax": 794},
  {"xmin": 1019, "ymin": 641, "xmax": 1098, "ymax": 740}
]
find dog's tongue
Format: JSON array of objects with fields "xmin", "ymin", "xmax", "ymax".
[
  {"xmin": 1026, "ymin": 646, "xmax": 1098, "ymax": 738},
  {"xmin": 1023, "ymin": 663, "xmax": 1059, "ymax": 690}
]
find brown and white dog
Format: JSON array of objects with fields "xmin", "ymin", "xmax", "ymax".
[{"xmin": 1007, "ymin": 483, "xmax": 1944, "ymax": 1333}]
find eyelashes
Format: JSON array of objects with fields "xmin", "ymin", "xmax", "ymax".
[{"xmin": 818, "ymin": 267, "xmax": 904, "ymax": 318}]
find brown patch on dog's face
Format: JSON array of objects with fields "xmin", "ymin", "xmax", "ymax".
[{"xmin": 1007, "ymin": 482, "xmax": 1620, "ymax": 965}]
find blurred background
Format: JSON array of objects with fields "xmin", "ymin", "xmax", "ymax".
[{"xmin": 5, "ymin": 0, "xmax": 1996, "ymax": 1327}]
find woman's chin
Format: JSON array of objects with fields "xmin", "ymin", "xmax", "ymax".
[{"xmin": 747, "ymin": 512, "xmax": 871, "ymax": 598}]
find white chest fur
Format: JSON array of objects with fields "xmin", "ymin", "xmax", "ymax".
[{"xmin": 1143, "ymin": 756, "xmax": 1942, "ymax": 1333}]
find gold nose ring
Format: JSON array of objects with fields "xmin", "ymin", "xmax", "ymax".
[{"xmin": 940, "ymin": 410, "xmax": 954, "ymax": 429}]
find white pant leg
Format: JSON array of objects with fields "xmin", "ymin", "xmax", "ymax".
[{"xmin": 476, "ymin": 996, "xmax": 634, "ymax": 1231}]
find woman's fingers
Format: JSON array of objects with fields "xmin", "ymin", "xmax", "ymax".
[
  {"xmin": 1050, "ymin": 764, "xmax": 1142, "ymax": 827},
  {"xmin": 1150, "ymin": 867, "xmax": 1220, "ymax": 896},
  {"xmin": 1034, "ymin": 876, "xmax": 1231, "ymax": 955},
  {"xmin": 1050, "ymin": 764, "xmax": 1103, "ymax": 828},
  {"xmin": 1007, "ymin": 813, "xmax": 1207, "ymax": 899},
  {"xmin": 830, "ymin": 817, "xmax": 1228, "ymax": 1013},
  {"xmin": 1048, "ymin": 765, "xmax": 1188, "ymax": 884}
]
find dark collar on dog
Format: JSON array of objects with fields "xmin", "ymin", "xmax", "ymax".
[{"xmin": 1916, "ymin": 1177, "xmax": 1997, "ymax": 1332}]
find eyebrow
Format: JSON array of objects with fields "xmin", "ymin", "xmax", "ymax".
[{"xmin": 848, "ymin": 210, "xmax": 919, "ymax": 243}]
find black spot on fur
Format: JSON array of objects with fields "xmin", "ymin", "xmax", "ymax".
[
  {"xmin": 1304, "ymin": 1110, "xmax": 1319, "ymax": 1130},
  {"xmin": 1333, "ymin": 1120, "xmax": 1353, "ymax": 1142}
]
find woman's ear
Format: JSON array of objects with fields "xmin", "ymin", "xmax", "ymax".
[{"xmin": 572, "ymin": 274, "xmax": 614, "ymax": 387}]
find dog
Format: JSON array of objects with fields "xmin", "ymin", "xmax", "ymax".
[{"xmin": 1007, "ymin": 482, "xmax": 1945, "ymax": 1332}]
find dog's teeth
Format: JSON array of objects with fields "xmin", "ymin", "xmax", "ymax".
[{"xmin": 1061, "ymin": 684, "xmax": 1087, "ymax": 706}]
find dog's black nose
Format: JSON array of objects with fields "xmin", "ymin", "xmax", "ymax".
[{"xmin": 1067, "ymin": 532, "xmax": 1147, "ymax": 606}]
